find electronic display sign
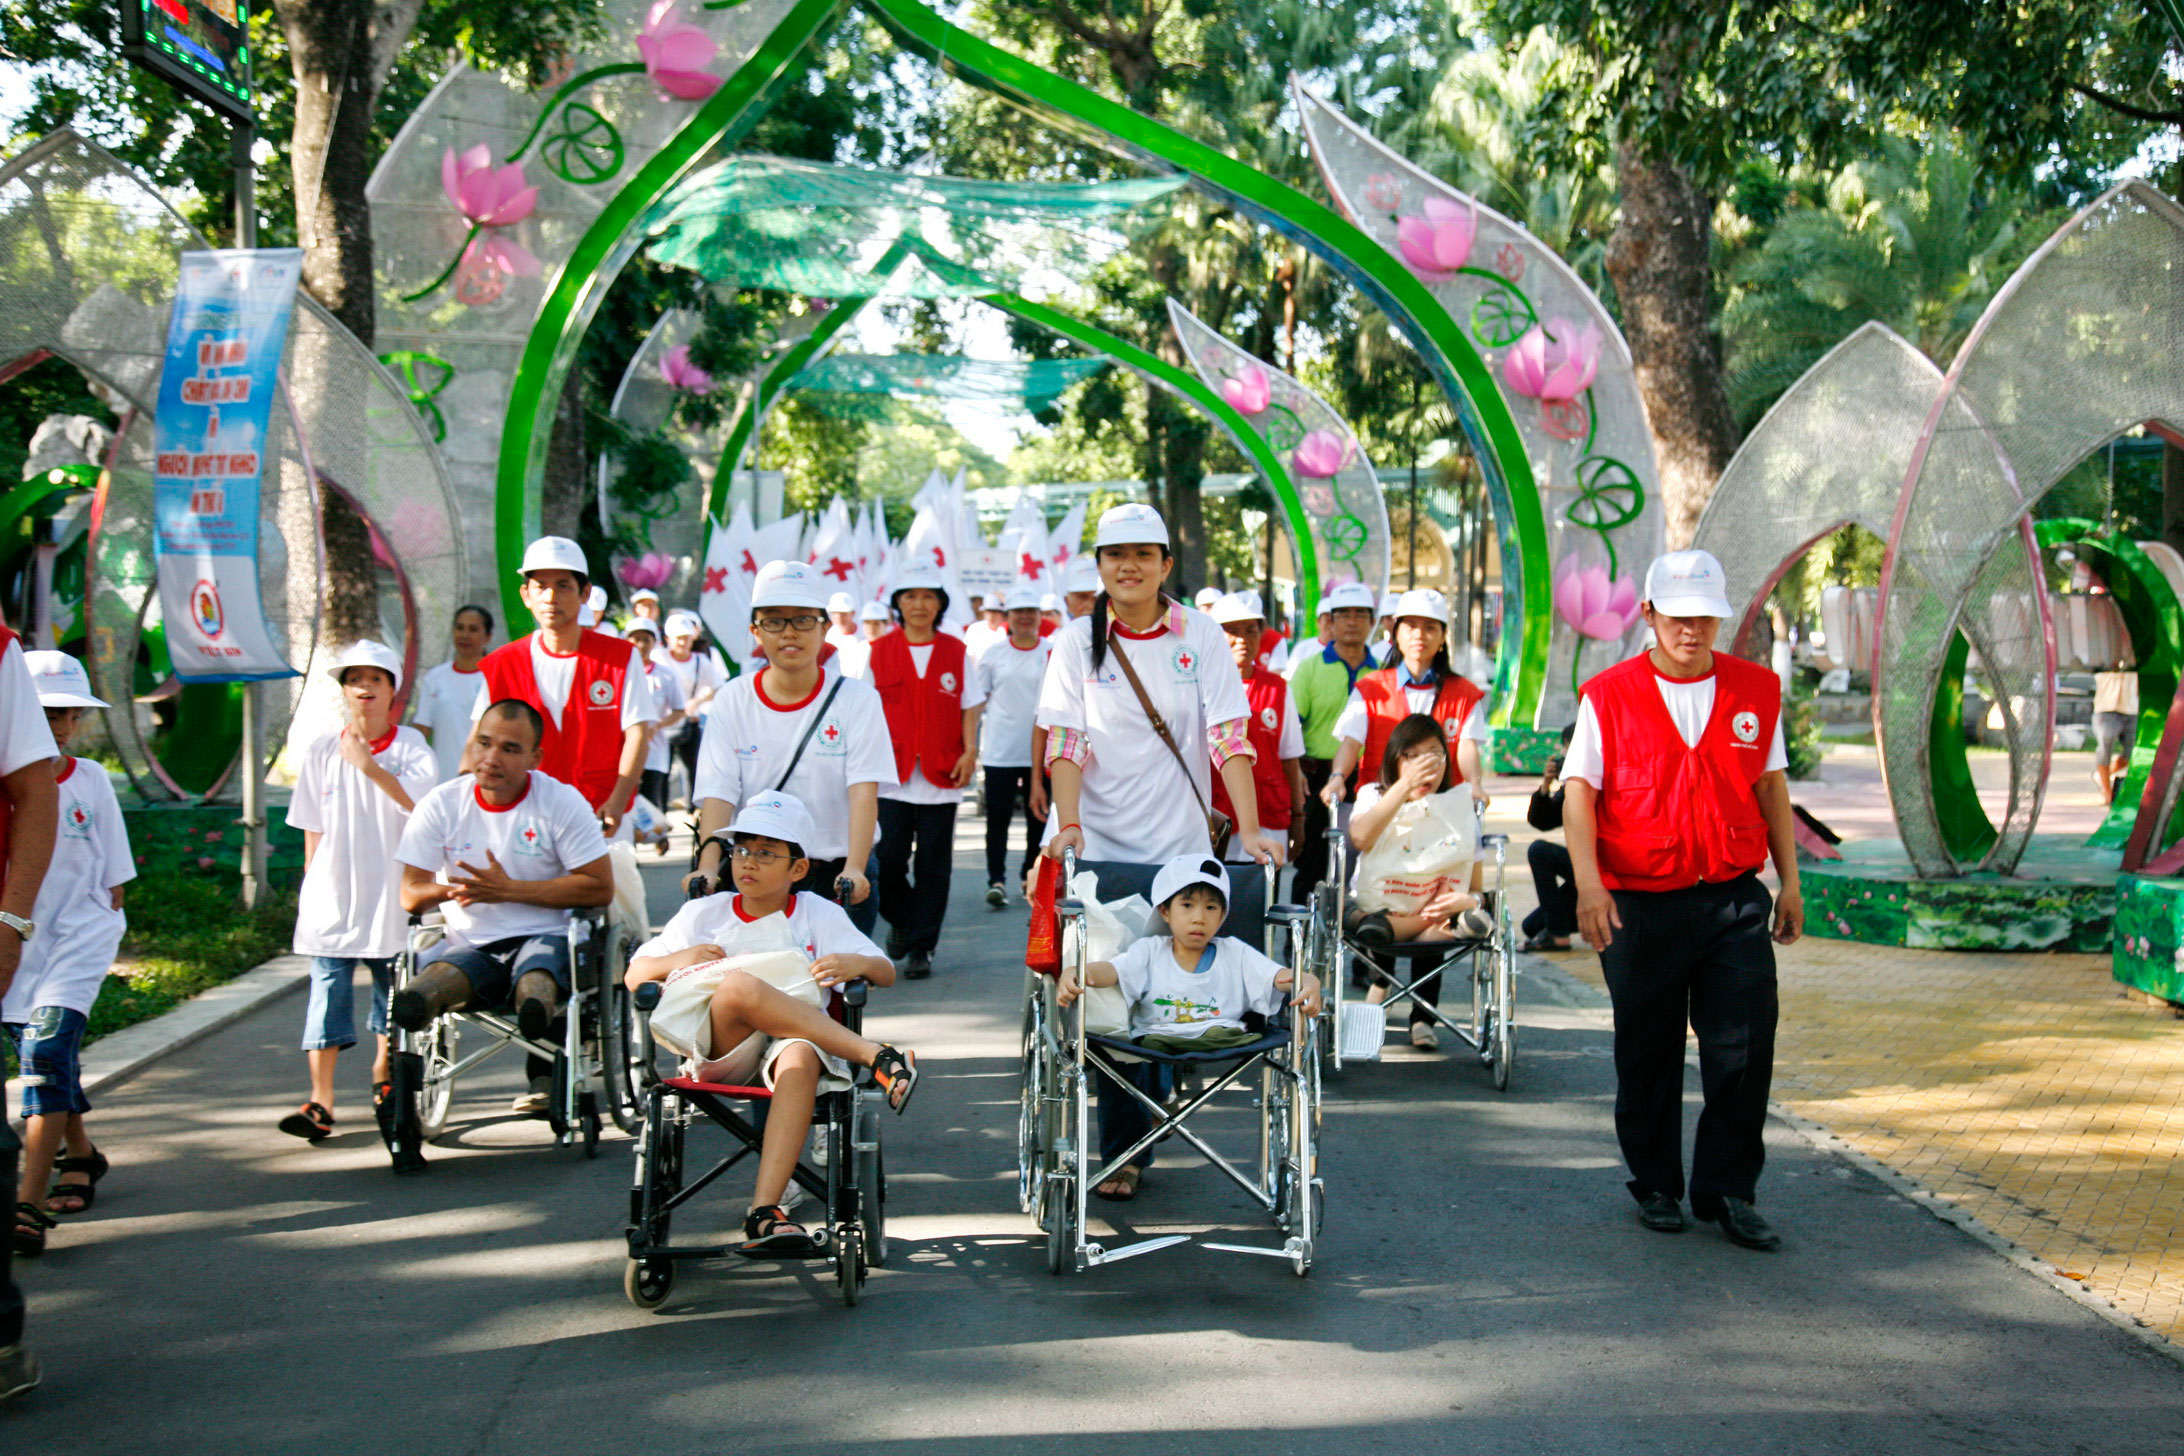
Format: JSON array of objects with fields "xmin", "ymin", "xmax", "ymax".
[{"xmin": 119, "ymin": 0, "xmax": 255, "ymax": 124}]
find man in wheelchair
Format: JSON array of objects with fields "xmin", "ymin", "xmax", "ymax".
[
  {"xmin": 391, "ymin": 699, "xmax": 616, "ymax": 1112},
  {"xmin": 624, "ymin": 791, "xmax": 919, "ymax": 1258},
  {"xmin": 1057, "ymin": 855, "xmax": 1319, "ymax": 1201}
]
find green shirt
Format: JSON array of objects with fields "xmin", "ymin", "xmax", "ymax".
[{"xmin": 1290, "ymin": 643, "xmax": 1372, "ymax": 759}]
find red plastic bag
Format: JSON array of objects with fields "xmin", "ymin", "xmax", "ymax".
[{"xmin": 1025, "ymin": 854, "xmax": 1062, "ymax": 978}]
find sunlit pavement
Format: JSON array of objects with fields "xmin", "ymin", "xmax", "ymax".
[{"xmin": 8, "ymin": 813, "xmax": 2184, "ymax": 1452}]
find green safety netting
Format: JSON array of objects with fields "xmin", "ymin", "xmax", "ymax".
[
  {"xmin": 646, "ymin": 155, "xmax": 1185, "ymax": 298},
  {"xmin": 787, "ymin": 353, "xmax": 1108, "ymax": 415}
]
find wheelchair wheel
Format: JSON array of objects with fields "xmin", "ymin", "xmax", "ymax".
[
  {"xmin": 578, "ymin": 1091, "xmax": 602, "ymax": 1158},
  {"xmin": 629, "ymin": 1092, "xmax": 682, "ymax": 1250},
  {"xmin": 417, "ymin": 1019, "xmax": 458, "ymax": 1139},
  {"xmin": 599, "ymin": 970, "xmax": 648, "ymax": 1135},
  {"xmin": 1017, "ymin": 999, "xmax": 1048, "ymax": 1220},
  {"xmin": 837, "ymin": 1224, "xmax": 865, "ymax": 1306},
  {"xmin": 624, "ymin": 1257, "xmax": 674, "ymax": 1311},
  {"xmin": 1490, "ymin": 937, "xmax": 1516, "ymax": 1092},
  {"xmin": 1041, "ymin": 1080, "xmax": 1076, "ymax": 1276},
  {"xmin": 857, "ymin": 1106, "xmax": 888, "ymax": 1269}
]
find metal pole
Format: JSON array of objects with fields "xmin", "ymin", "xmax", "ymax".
[{"xmin": 232, "ymin": 116, "xmax": 267, "ymax": 910}]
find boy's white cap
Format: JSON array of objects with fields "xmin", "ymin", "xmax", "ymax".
[
  {"xmin": 1377, "ymin": 591, "xmax": 1401, "ymax": 617},
  {"xmin": 25, "ymin": 650, "xmax": 106, "ymax": 708},
  {"xmin": 1061, "ymin": 556, "xmax": 1101, "ymax": 594},
  {"xmin": 1392, "ymin": 588, "xmax": 1451, "ymax": 626},
  {"xmin": 858, "ymin": 600, "xmax": 891, "ymax": 622},
  {"xmin": 1324, "ymin": 581, "xmax": 1377, "ymax": 614},
  {"xmin": 622, "ymin": 619, "xmax": 660, "ymax": 640},
  {"xmin": 1193, "ymin": 587, "xmax": 1223, "ymax": 609},
  {"xmin": 665, "ymin": 610, "xmax": 703, "ymax": 636},
  {"xmin": 630, "ymin": 588, "xmax": 661, "ymax": 605},
  {"xmin": 1210, "ymin": 591, "xmax": 1266, "ymax": 626},
  {"xmin": 751, "ymin": 559, "xmax": 829, "ymax": 611},
  {"xmin": 1644, "ymin": 549, "xmax": 1735, "ymax": 619},
  {"xmin": 326, "ymin": 638, "xmax": 404, "ymax": 692},
  {"xmin": 520, "ymin": 536, "xmax": 590, "ymax": 579},
  {"xmin": 733, "ymin": 791, "xmax": 819, "ymax": 853},
  {"xmin": 1039, "ymin": 593, "xmax": 1063, "ymax": 613},
  {"xmin": 1152, "ymin": 852, "xmax": 1231, "ymax": 910},
  {"xmin": 587, "ymin": 585, "xmax": 609, "ymax": 614},
  {"xmin": 1094, "ymin": 502, "xmax": 1168, "ymax": 549},
  {"xmin": 1003, "ymin": 582, "xmax": 1043, "ymax": 611},
  {"xmin": 827, "ymin": 591, "xmax": 856, "ymax": 614}
]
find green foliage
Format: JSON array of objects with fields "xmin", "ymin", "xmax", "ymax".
[
  {"xmin": 0, "ymin": 355, "xmax": 113, "ymax": 492},
  {"xmin": 83, "ymin": 879, "xmax": 298, "ymax": 1045},
  {"xmin": 1783, "ymin": 682, "xmax": 1826, "ymax": 780}
]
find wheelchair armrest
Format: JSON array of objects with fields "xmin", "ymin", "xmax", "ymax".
[
  {"xmin": 1057, "ymin": 897, "xmax": 1084, "ymax": 917},
  {"xmin": 1266, "ymin": 902, "xmax": 1311, "ymax": 925},
  {"xmin": 843, "ymin": 978, "xmax": 869, "ymax": 1009},
  {"xmin": 634, "ymin": 981, "xmax": 663, "ymax": 1013},
  {"xmin": 1481, "ymin": 833, "xmax": 1509, "ymax": 849}
]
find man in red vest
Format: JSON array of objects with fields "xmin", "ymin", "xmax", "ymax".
[
  {"xmin": 0, "ymin": 622, "xmax": 58, "ymax": 1399},
  {"xmin": 867, "ymin": 566, "xmax": 982, "ymax": 980},
  {"xmin": 1563, "ymin": 549, "xmax": 1802, "ymax": 1253},
  {"xmin": 472, "ymin": 537, "xmax": 657, "ymax": 837},
  {"xmin": 1209, "ymin": 593, "xmax": 1305, "ymax": 865}
]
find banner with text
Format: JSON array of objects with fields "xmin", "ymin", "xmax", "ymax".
[{"xmin": 152, "ymin": 248, "xmax": 305, "ymax": 681}]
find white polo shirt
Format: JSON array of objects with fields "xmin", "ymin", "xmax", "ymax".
[
  {"xmin": 288, "ymin": 725, "xmax": 440, "ymax": 959},
  {"xmin": 976, "ymin": 634, "xmax": 1054, "ymax": 770},
  {"xmin": 396, "ymin": 770, "xmax": 610, "ymax": 950},
  {"xmin": 2, "ymin": 759, "xmax": 135, "ymax": 1020},
  {"xmin": 693, "ymin": 671, "xmax": 895, "ymax": 861},
  {"xmin": 412, "ymin": 660, "xmax": 485, "ymax": 783}
]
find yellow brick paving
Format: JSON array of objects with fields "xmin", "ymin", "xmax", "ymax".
[{"xmin": 1481, "ymin": 779, "xmax": 2184, "ymax": 1344}]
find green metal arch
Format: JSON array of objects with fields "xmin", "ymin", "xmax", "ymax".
[{"xmin": 495, "ymin": 0, "xmax": 1547, "ymax": 718}]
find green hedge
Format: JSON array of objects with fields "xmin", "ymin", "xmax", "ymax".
[{"xmin": 83, "ymin": 877, "xmax": 297, "ymax": 1044}]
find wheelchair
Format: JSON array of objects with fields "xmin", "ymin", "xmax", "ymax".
[
  {"xmin": 1306, "ymin": 801, "xmax": 1516, "ymax": 1089},
  {"xmin": 1019, "ymin": 853, "xmax": 1323, "ymax": 1277},
  {"xmin": 380, "ymin": 910, "xmax": 655, "ymax": 1174},
  {"xmin": 621, "ymin": 878, "xmax": 889, "ymax": 1309}
]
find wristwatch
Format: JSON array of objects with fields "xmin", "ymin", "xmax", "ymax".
[{"xmin": 0, "ymin": 911, "xmax": 34, "ymax": 943}]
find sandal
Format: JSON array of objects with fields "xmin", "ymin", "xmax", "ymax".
[
  {"xmin": 278, "ymin": 1102, "xmax": 336, "ymax": 1142},
  {"xmin": 1093, "ymin": 1166, "xmax": 1143, "ymax": 1202},
  {"xmin": 869, "ymin": 1045, "xmax": 920, "ymax": 1114},
  {"xmin": 738, "ymin": 1204, "xmax": 819, "ymax": 1258},
  {"xmin": 13, "ymin": 1202, "xmax": 55, "ymax": 1258},
  {"xmin": 46, "ymin": 1148, "xmax": 109, "ymax": 1215}
]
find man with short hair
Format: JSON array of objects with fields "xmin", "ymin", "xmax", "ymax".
[
  {"xmin": 1060, "ymin": 557, "xmax": 1099, "ymax": 620},
  {"xmin": 473, "ymin": 537, "xmax": 657, "ymax": 835},
  {"xmin": 1211, "ymin": 593, "xmax": 1306, "ymax": 866},
  {"xmin": 824, "ymin": 592, "xmax": 859, "ymax": 653},
  {"xmin": 656, "ymin": 610, "xmax": 725, "ymax": 806},
  {"xmin": 1285, "ymin": 581, "xmax": 1378, "ymax": 897}
]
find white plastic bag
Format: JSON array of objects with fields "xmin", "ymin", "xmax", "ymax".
[
  {"xmin": 1070, "ymin": 873, "xmax": 1152, "ymax": 1036},
  {"xmin": 606, "ymin": 841, "xmax": 650, "ymax": 937},
  {"xmin": 648, "ymin": 910, "xmax": 820, "ymax": 1060},
  {"xmin": 1353, "ymin": 791, "xmax": 1477, "ymax": 916}
]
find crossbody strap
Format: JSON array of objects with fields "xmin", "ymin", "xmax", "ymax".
[
  {"xmin": 1108, "ymin": 636, "xmax": 1216, "ymax": 824},
  {"xmin": 773, "ymin": 676, "xmax": 846, "ymax": 793}
]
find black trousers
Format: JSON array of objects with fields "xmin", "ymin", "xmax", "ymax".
[
  {"xmin": 672, "ymin": 725, "xmax": 702, "ymax": 800},
  {"xmin": 1523, "ymin": 839, "xmax": 1578, "ymax": 939},
  {"xmin": 1598, "ymin": 873, "xmax": 1779, "ymax": 1210},
  {"xmin": 639, "ymin": 768, "xmax": 671, "ymax": 815},
  {"xmin": 1291, "ymin": 757, "xmax": 1349, "ymax": 899},
  {"xmin": 0, "ymin": 1111, "xmax": 21, "ymax": 1346},
  {"xmin": 982, "ymin": 765, "xmax": 1047, "ymax": 887},
  {"xmin": 877, "ymin": 799, "xmax": 957, "ymax": 957}
]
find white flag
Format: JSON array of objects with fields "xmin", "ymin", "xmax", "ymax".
[
  {"xmin": 807, "ymin": 499, "xmax": 859, "ymax": 600},
  {"xmin": 1047, "ymin": 500, "xmax": 1086, "ymax": 576},
  {"xmin": 902, "ymin": 498, "xmax": 969, "ymax": 625},
  {"xmin": 999, "ymin": 493, "xmax": 1051, "ymax": 592},
  {"xmin": 699, "ymin": 502, "xmax": 757, "ymax": 664}
]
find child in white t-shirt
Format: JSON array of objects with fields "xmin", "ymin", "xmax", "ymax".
[
  {"xmin": 7, "ymin": 654, "xmax": 133, "ymax": 1257},
  {"xmin": 625, "ymin": 791, "xmax": 919, "ymax": 1258},
  {"xmin": 1058, "ymin": 853, "xmax": 1318, "ymax": 1200}
]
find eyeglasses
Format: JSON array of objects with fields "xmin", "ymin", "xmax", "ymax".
[
  {"xmin": 755, "ymin": 613, "xmax": 824, "ymax": 634},
  {"xmin": 730, "ymin": 844, "xmax": 790, "ymax": 866}
]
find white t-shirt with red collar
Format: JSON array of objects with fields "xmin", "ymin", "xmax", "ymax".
[
  {"xmin": 975, "ymin": 633, "xmax": 1053, "ymax": 770},
  {"xmin": 395, "ymin": 770, "xmax": 610, "ymax": 950},
  {"xmin": 640, "ymin": 659, "xmax": 688, "ymax": 774},
  {"xmin": 1, "ymin": 758, "xmax": 135, "ymax": 1020},
  {"xmin": 288, "ymin": 724, "xmax": 439, "ymax": 959},
  {"xmin": 692, "ymin": 669, "xmax": 895, "ymax": 861},
  {"xmin": 632, "ymin": 888, "xmax": 884, "ymax": 967},
  {"xmin": 413, "ymin": 660, "xmax": 486, "ymax": 783}
]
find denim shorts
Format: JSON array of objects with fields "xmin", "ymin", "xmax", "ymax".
[
  {"xmin": 6, "ymin": 1005, "xmax": 91, "ymax": 1118},
  {"xmin": 302, "ymin": 957, "xmax": 396, "ymax": 1052},
  {"xmin": 426, "ymin": 933, "xmax": 572, "ymax": 1007}
]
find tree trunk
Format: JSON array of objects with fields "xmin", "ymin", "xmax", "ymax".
[
  {"xmin": 541, "ymin": 369, "xmax": 589, "ymax": 539},
  {"xmin": 1603, "ymin": 141, "xmax": 1740, "ymax": 549}
]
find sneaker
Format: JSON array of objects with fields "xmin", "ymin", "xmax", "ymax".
[
  {"xmin": 0, "ymin": 1343, "xmax": 40, "ymax": 1402},
  {"xmin": 278, "ymin": 1101, "xmax": 335, "ymax": 1141},
  {"xmin": 986, "ymin": 882, "xmax": 1007, "ymax": 908},
  {"xmin": 511, "ymin": 1076, "xmax": 552, "ymax": 1116},
  {"xmin": 1409, "ymin": 1022, "xmax": 1439, "ymax": 1050}
]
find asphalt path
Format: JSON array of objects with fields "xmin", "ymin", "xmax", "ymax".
[{"xmin": 9, "ymin": 825, "xmax": 2184, "ymax": 1453}]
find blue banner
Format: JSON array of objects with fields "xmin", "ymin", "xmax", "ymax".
[{"xmin": 151, "ymin": 248, "xmax": 305, "ymax": 682}]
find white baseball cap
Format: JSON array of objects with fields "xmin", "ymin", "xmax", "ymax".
[
  {"xmin": 1210, "ymin": 592, "xmax": 1265, "ymax": 626},
  {"xmin": 587, "ymin": 585, "xmax": 609, "ymax": 615},
  {"xmin": 622, "ymin": 619, "xmax": 660, "ymax": 641},
  {"xmin": 1151, "ymin": 852, "xmax": 1232, "ymax": 912},
  {"xmin": 858, "ymin": 601, "xmax": 890, "ymax": 622},
  {"xmin": 665, "ymin": 610, "xmax": 703, "ymax": 637},
  {"xmin": 751, "ymin": 559, "xmax": 830, "ymax": 611},
  {"xmin": 1094, "ymin": 502, "xmax": 1169, "ymax": 549},
  {"xmin": 630, "ymin": 588, "xmax": 661, "ymax": 606},
  {"xmin": 1377, "ymin": 592, "xmax": 1401, "ymax": 617},
  {"xmin": 1323, "ymin": 581, "xmax": 1377, "ymax": 614},
  {"xmin": 1003, "ymin": 582, "xmax": 1043, "ymax": 611},
  {"xmin": 1392, "ymin": 588, "xmax": 1451, "ymax": 626},
  {"xmin": 520, "ymin": 535, "xmax": 590, "ymax": 580},
  {"xmin": 1644, "ymin": 549, "xmax": 1735, "ymax": 619},
  {"xmin": 25, "ymin": 650, "xmax": 107, "ymax": 708},
  {"xmin": 1039, "ymin": 593, "xmax": 1063, "ymax": 613},
  {"xmin": 827, "ymin": 591, "xmax": 856, "ymax": 614},
  {"xmin": 732, "ymin": 791, "xmax": 820, "ymax": 854},
  {"xmin": 893, "ymin": 565, "xmax": 947, "ymax": 598},
  {"xmin": 1062, "ymin": 556, "xmax": 1101, "ymax": 594},
  {"xmin": 1193, "ymin": 587, "xmax": 1223, "ymax": 609},
  {"xmin": 326, "ymin": 638, "xmax": 404, "ymax": 692}
]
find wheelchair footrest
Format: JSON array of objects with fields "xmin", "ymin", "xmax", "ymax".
[
  {"xmin": 1201, "ymin": 1240, "xmax": 1299, "ymax": 1260},
  {"xmin": 1336, "ymin": 1001, "xmax": 1386, "ymax": 1062},
  {"xmin": 1085, "ymin": 1234, "xmax": 1191, "ymax": 1267}
]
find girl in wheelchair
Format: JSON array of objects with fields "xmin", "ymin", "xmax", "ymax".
[
  {"xmin": 624, "ymin": 792, "xmax": 918, "ymax": 1257},
  {"xmin": 1057, "ymin": 854, "xmax": 1320, "ymax": 1200}
]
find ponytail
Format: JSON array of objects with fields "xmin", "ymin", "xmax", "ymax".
[{"xmin": 1090, "ymin": 591, "xmax": 1113, "ymax": 675}]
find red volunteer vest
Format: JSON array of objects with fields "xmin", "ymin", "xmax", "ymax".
[
  {"xmin": 869, "ymin": 629, "xmax": 968, "ymax": 788},
  {"xmin": 1255, "ymin": 627, "xmax": 1288, "ymax": 673},
  {"xmin": 1355, "ymin": 668, "xmax": 1484, "ymax": 785},
  {"xmin": 1582, "ymin": 652, "xmax": 1780, "ymax": 893},
  {"xmin": 1212, "ymin": 667, "xmax": 1293, "ymax": 832},
  {"xmin": 478, "ymin": 630, "xmax": 632, "ymax": 812}
]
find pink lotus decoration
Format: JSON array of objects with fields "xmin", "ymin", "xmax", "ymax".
[
  {"xmin": 618, "ymin": 552, "xmax": 675, "ymax": 589},
  {"xmin": 1553, "ymin": 556, "xmax": 1640, "ymax": 641},
  {"xmin": 1220, "ymin": 365, "xmax": 1271, "ymax": 416},
  {"xmin": 1502, "ymin": 318, "xmax": 1603, "ymax": 402},
  {"xmin": 1395, "ymin": 195, "xmax": 1476, "ymax": 278},
  {"xmin": 1292, "ymin": 429, "xmax": 1351, "ymax": 479},
  {"xmin": 442, "ymin": 145, "xmax": 539, "ymax": 277},
  {"xmin": 637, "ymin": 1, "xmax": 724, "ymax": 101},
  {"xmin": 659, "ymin": 343, "xmax": 715, "ymax": 395}
]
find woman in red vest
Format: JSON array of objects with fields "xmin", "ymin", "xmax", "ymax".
[
  {"xmin": 867, "ymin": 566, "xmax": 983, "ymax": 981},
  {"xmin": 1208, "ymin": 592, "xmax": 1304, "ymax": 865},
  {"xmin": 1563, "ymin": 549, "xmax": 1802, "ymax": 1253},
  {"xmin": 1320, "ymin": 587, "xmax": 1489, "ymax": 815}
]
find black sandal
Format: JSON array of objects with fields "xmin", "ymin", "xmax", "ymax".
[
  {"xmin": 868, "ymin": 1046, "xmax": 919, "ymax": 1114},
  {"xmin": 13, "ymin": 1202, "xmax": 55, "ymax": 1258},
  {"xmin": 738, "ymin": 1204, "xmax": 819, "ymax": 1258},
  {"xmin": 278, "ymin": 1102, "xmax": 336, "ymax": 1142},
  {"xmin": 46, "ymin": 1148, "xmax": 109, "ymax": 1214}
]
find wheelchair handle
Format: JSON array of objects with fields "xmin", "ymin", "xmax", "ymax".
[
  {"xmin": 634, "ymin": 980, "xmax": 663, "ymax": 1013},
  {"xmin": 836, "ymin": 875, "xmax": 856, "ymax": 903}
]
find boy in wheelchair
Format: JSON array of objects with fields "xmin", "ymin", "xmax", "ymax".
[
  {"xmin": 624, "ymin": 791, "xmax": 918, "ymax": 1257},
  {"xmin": 1057, "ymin": 854, "xmax": 1319, "ymax": 1200}
]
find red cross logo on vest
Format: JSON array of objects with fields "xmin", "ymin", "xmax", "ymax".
[
  {"xmin": 940, "ymin": 671, "xmax": 957, "ymax": 693},
  {"xmin": 588, "ymin": 679, "xmax": 615, "ymax": 707},
  {"xmin": 824, "ymin": 557, "xmax": 853, "ymax": 581},
  {"xmin": 1260, "ymin": 705, "xmax": 1277, "ymax": 730},
  {"xmin": 703, "ymin": 567, "xmax": 728, "ymax": 594},
  {"xmin": 1733, "ymin": 710, "xmax": 1760, "ymax": 744},
  {"xmin": 1444, "ymin": 716, "xmax": 1460, "ymax": 740}
]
